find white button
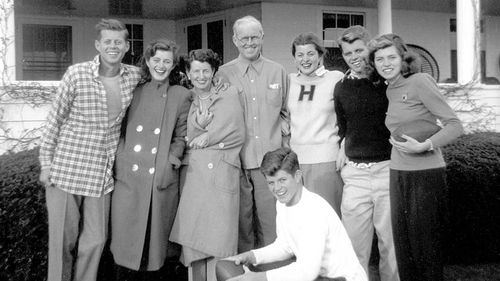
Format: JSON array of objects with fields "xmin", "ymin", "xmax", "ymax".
[
  {"xmin": 218, "ymin": 143, "xmax": 225, "ymax": 148},
  {"xmin": 250, "ymin": 79, "xmax": 254, "ymax": 83},
  {"xmin": 162, "ymin": 93, "xmax": 167, "ymax": 98},
  {"xmin": 136, "ymin": 125, "xmax": 143, "ymax": 132},
  {"xmin": 154, "ymin": 128, "xmax": 160, "ymax": 134},
  {"xmin": 134, "ymin": 145, "xmax": 142, "ymax": 152},
  {"xmin": 208, "ymin": 163, "xmax": 213, "ymax": 169},
  {"xmin": 132, "ymin": 164, "xmax": 139, "ymax": 171},
  {"xmin": 255, "ymin": 136, "xmax": 259, "ymax": 139},
  {"xmin": 253, "ymin": 116, "xmax": 257, "ymax": 120},
  {"xmin": 252, "ymin": 97, "xmax": 256, "ymax": 101},
  {"xmin": 151, "ymin": 147, "xmax": 157, "ymax": 154},
  {"xmin": 149, "ymin": 167, "xmax": 155, "ymax": 174}
]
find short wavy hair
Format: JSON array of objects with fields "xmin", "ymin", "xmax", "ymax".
[
  {"xmin": 138, "ymin": 38, "xmax": 183, "ymax": 85},
  {"xmin": 260, "ymin": 147, "xmax": 300, "ymax": 177},
  {"xmin": 291, "ymin": 32, "xmax": 326, "ymax": 58},
  {"xmin": 95, "ymin": 18, "xmax": 128, "ymax": 40},
  {"xmin": 183, "ymin": 49, "xmax": 221, "ymax": 73},
  {"xmin": 337, "ymin": 25, "xmax": 371, "ymax": 52},
  {"xmin": 368, "ymin": 33, "xmax": 421, "ymax": 78}
]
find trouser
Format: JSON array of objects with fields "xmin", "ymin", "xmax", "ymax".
[
  {"xmin": 390, "ymin": 168, "xmax": 446, "ymax": 281},
  {"xmin": 46, "ymin": 186, "xmax": 110, "ymax": 281},
  {"xmin": 190, "ymin": 257, "xmax": 219, "ymax": 281},
  {"xmin": 238, "ymin": 168, "xmax": 277, "ymax": 253},
  {"xmin": 301, "ymin": 161, "xmax": 344, "ymax": 217},
  {"xmin": 341, "ymin": 161, "xmax": 399, "ymax": 281}
]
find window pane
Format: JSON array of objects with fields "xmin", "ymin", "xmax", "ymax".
[
  {"xmin": 207, "ymin": 20, "xmax": 224, "ymax": 62},
  {"xmin": 351, "ymin": 14, "xmax": 364, "ymax": 26},
  {"xmin": 22, "ymin": 24, "xmax": 72, "ymax": 81},
  {"xmin": 187, "ymin": 24, "xmax": 202, "ymax": 52},
  {"xmin": 337, "ymin": 14, "xmax": 350, "ymax": 28},
  {"xmin": 323, "ymin": 13, "xmax": 337, "ymax": 29}
]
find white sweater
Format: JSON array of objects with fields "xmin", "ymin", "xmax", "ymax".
[
  {"xmin": 252, "ymin": 188, "xmax": 367, "ymax": 281},
  {"xmin": 287, "ymin": 68, "xmax": 344, "ymax": 164}
]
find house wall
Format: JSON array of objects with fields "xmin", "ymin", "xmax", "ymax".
[{"xmin": 14, "ymin": 15, "xmax": 176, "ymax": 80}]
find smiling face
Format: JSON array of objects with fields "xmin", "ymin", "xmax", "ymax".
[
  {"xmin": 265, "ymin": 169, "xmax": 303, "ymax": 207},
  {"xmin": 188, "ymin": 60, "xmax": 214, "ymax": 92},
  {"xmin": 233, "ymin": 22, "xmax": 263, "ymax": 62},
  {"xmin": 146, "ymin": 50, "xmax": 174, "ymax": 82},
  {"xmin": 95, "ymin": 29, "xmax": 129, "ymax": 68},
  {"xmin": 294, "ymin": 44, "xmax": 322, "ymax": 76},
  {"xmin": 340, "ymin": 39, "xmax": 370, "ymax": 77},
  {"xmin": 373, "ymin": 45, "xmax": 403, "ymax": 84}
]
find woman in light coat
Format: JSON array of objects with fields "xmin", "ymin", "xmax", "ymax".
[
  {"xmin": 111, "ymin": 39, "xmax": 191, "ymax": 280},
  {"xmin": 170, "ymin": 49, "xmax": 245, "ymax": 281}
]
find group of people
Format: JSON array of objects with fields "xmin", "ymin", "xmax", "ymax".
[{"xmin": 39, "ymin": 14, "xmax": 463, "ymax": 281}]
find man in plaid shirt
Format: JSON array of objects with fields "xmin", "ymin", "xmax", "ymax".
[{"xmin": 39, "ymin": 19, "xmax": 141, "ymax": 281}]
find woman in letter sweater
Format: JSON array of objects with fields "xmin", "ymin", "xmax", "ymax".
[{"xmin": 287, "ymin": 32, "xmax": 344, "ymax": 216}]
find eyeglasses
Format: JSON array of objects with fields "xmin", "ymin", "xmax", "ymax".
[{"xmin": 235, "ymin": 35, "xmax": 262, "ymax": 44}]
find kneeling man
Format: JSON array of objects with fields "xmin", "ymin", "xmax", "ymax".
[{"xmin": 226, "ymin": 148, "xmax": 367, "ymax": 281}]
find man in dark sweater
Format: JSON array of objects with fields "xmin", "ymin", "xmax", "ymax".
[{"xmin": 334, "ymin": 26, "xmax": 399, "ymax": 281}]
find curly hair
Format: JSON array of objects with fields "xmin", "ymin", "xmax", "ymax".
[
  {"xmin": 368, "ymin": 33, "xmax": 421, "ymax": 78},
  {"xmin": 137, "ymin": 38, "xmax": 183, "ymax": 85},
  {"xmin": 179, "ymin": 49, "xmax": 222, "ymax": 89},
  {"xmin": 291, "ymin": 32, "xmax": 326, "ymax": 58}
]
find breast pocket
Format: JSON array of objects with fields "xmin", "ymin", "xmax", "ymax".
[{"xmin": 266, "ymin": 87, "xmax": 282, "ymax": 107}]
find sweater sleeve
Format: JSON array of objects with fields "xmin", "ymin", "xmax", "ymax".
[
  {"xmin": 416, "ymin": 74, "xmax": 464, "ymax": 147},
  {"xmin": 333, "ymin": 82, "xmax": 346, "ymax": 144}
]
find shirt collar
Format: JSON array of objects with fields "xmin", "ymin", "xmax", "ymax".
[
  {"xmin": 296, "ymin": 65, "xmax": 327, "ymax": 77},
  {"xmin": 91, "ymin": 55, "xmax": 128, "ymax": 78},
  {"xmin": 236, "ymin": 54, "xmax": 264, "ymax": 76}
]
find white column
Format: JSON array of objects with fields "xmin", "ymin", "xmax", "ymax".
[
  {"xmin": 456, "ymin": 0, "xmax": 480, "ymax": 84},
  {"xmin": 0, "ymin": 0, "xmax": 16, "ymax": 85},
  {"xmin": 378, "ymin": 0, "xmax": 392, "ymax": 34}
]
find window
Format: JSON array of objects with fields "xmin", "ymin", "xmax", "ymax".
[
  {"xmin": 450, "ymin": 18, "xmax": 484, "ymax": 33},
  {"xmin": 22, "ymin": 24, "xmax": 72, "ymax": 81},
  {"xmin": 322, "ymin": 12, "xmax": 364, "ymax": 72},
  {"xmin": 123, "ymin": 24, "xmax": 143, "ymax": 65},
  {"xmin": 185, "ymin": 18, "xmax": 225, "ymax": 62},
  {"xmin": 207, "ymin": 20, "xmax": 224, "ymax": 62},
  {"xmin": 187, "ymin": 24, "xmax": 202, "ymax": 53},
  {"xmin": 109, "ymin": 0, "xmax": 142, "ymax": 16}
]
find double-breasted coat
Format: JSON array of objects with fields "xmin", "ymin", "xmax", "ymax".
[
  {"xmin": 169, "ymin": 84, "xmax": 245, "ymax": 265},
  {"xmin": 111, "ymin": 81, "xmax": 191, "ymax": 271}
]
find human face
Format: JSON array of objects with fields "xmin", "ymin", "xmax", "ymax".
[
  {"xmin": 233, "ymin": 23, "xmax": 263, "ymax": 61},
  {"xmin": 146, "ymin": 50, "xmax": 174, "ymax": 82},
  {"xmin": 373, "ymin": 45, "xmax": 402, "ymax": 84},
  {"xmin": 188, "ymin": 60, "xmax": 214, "ymax": 92},
  {"xmin": 265, "ymin": 169, "xmax": 303, "ymax": 207},
  {"xmin": 95, "ymin": 30, "xmax": 129, "ymax": 68},
  {"xmin": 340, "ymin": 39, "xmax": 370, "ymax": 76},
  {"xmin": 294, "ymin": 44, "xmax": 322, "ymax": 76}
]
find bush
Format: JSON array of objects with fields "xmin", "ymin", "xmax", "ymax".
[
  {"xmin": 0, "ymin": 148, "xmax": 47, "ymax": 281},
  {"xmin": 442, "ymin": 132, "xmax": 500, "ymax": 263}
]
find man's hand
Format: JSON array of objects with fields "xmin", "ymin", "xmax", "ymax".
[
  {"xmin": 39, "ymin": 167, "xmax": 54, "ymax": 188},
  {"xmin": 224, "ymin": 251, "xmax": 257, "ymax": 266},
  {"xmin": 189, "ymin": 132, "xmax": 209, "ymax": 149},
  {"xmin": 195, "ymin": 107, "xmax": 214, "ymax": 128},
  {"xmin": 336, "ymin": 145, "xmax": 348, "ymax": 171}
]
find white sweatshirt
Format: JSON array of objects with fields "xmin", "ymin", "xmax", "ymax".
[{"xmin": 252, "ymin": 188, "xmax": 367, "ymax": 281}]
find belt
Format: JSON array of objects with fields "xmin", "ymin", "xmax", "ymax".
[{"xmin": 347, "ymin": 161, "xmax": 377, "ymax": 169}]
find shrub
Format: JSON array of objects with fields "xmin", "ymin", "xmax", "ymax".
[
  {"xmin": 442, "ymin": 132, "xmax": 500, "ymax": 263},
  {"xmin": 0, "ymin": 148, "xmax": 47, "ymax": 281}
]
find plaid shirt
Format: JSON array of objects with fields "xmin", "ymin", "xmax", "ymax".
[{"xmin": 39, "ymin": 55, "xmax": 141, "ymax": 197}]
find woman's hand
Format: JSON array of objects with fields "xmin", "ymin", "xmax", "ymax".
[
  {"xmin": 189, "ymin": 132, "xmax": 209, "ymax": 149},
  {"xmin": 195, "ymin": 107, "xmax": 214, "ymax": 128},
  {"xmin": 389, "ymin": 135, "xmax": 432, "ymax": 154}
]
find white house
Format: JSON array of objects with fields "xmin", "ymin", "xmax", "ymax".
[{"xmin": 0, "ymin": 0, "xmax": 499, "ymax": 153}]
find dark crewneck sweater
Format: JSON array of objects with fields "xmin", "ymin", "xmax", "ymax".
[{"xmin": 334, "ymin": 75, "xmax": 391, "ymax": 163}]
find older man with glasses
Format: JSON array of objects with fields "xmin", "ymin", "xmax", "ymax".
[{"xmin": 219, "ymin": 15, "xmax": 290, "ymax": 254}]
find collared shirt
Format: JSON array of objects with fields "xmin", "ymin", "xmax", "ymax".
[
  {"xmin": 219, "ymin": 55, "xmax": 289, "ymax": 169},
  {"xmin": 39, "ymin": 55, "xmax": 141, "ymax": 197}
]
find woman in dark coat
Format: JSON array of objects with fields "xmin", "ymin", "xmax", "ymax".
[
  {"xmin": 110, "ymin": 39, "xmax": 191, "ymax": 280},
  {"xmin": 170, "ymin": 49, "xmax": 245, "ymax": 281}
]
